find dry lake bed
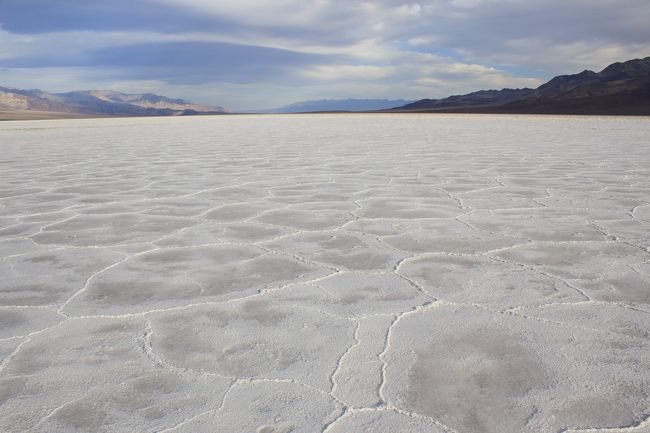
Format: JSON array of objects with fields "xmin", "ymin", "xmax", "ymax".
[{"xmin": 1, "ymin": 113, "xmax": 649, "ymax": 433}]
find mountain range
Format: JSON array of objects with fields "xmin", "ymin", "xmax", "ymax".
[
  {"xmin": 392, "ymin": 56, "xmax": 650, "ymax": 115},
  {"xmin": 1, "ymin": 56, "xmax": 648, "ymax": 118},
  {"xmin": 0, "ymin": 88, "xmax": 226, "ymax": 118},
  {"xmin": 264, "ymin": 99, "xmax": 414, "ymax": 113}
]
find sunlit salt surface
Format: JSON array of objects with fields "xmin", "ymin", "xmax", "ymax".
[{"xmin": 1, "ymin": 114, "xmax": 649, "ymax": 433}]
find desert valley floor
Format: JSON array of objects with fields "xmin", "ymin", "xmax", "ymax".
[{"xmin": 0, "ymin": 114, "xmax": 649, "ymax": 433}]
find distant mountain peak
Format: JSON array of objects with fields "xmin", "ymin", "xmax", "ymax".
[
  {"xmin": 393, "ymin": 56, "xmax": 650, "ymax": 115},
  {"xmin": 398, "ymin": 87, "xmax": 534, "ymax": 111},
  {"xmin": 0, "ymin": 87, "xmax": 227, "ymax": 117},
  {"xmin": 267, "ymin": 98, "xmax": 414, "ymax": 113}
]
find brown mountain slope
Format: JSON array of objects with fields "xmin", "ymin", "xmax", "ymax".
[
  {"xmin": 393, "ymin": 57, "xmax": 650, "ymax": 115},
  {"xmin": 0, "ymin": 87, "xmax": 227, "ymax": 118}
]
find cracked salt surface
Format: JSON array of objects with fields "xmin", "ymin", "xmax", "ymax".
[{"xmin": 0, "ymin": 113, "xmax": 649, "ymax": 433}]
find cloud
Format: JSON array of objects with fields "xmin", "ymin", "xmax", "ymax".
[
  {"xmin": 413, "ymin": 0, "xmax": 650, "ymax": 73},
  {"xmin": 0, "ymin": 0, "xmax": 648, "ymax": 109},
  {"xmin": 301, "ymin": 65, "xmax": 397, "ymax": 80},
  {"xmin": 0, "ymin": 0, "xmax": 225, "ymax": 33},
  {"xmin": 394, "ymin": 3, "xmax": 423, "ymax": 16},
  {"xmin": 83, "ymin": 42, "xmax": 328, "ymax": 85}
]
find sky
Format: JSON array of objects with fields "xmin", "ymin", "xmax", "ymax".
[{"xmin": 1, "ymin": 0, "xmax": 649, "ymax": 110}]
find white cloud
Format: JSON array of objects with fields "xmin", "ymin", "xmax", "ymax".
[
  {"xmin": 492, "ymin": 39, "xmax": 650, "ymax": 73},
  {"xmin": 1, "ymin": 0, "xmax": 648, "ymax": 109},
  {"xmin": 301, "ymin": 64, "xmax": 397, "ymax": 80},
  {"xmin": 413, "ymin": 77, "xmax": 446, "ymax": 87},
  {"xmin": 394, "ymin": 3, "xmax": 422, "ymax": 16},
  {"xmin": 148, "ymin": 0, "xmax": 342, "ymax": 28}
]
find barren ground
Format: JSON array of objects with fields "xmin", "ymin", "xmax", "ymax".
[{"xmin": 0, "ymin": 114, "xmax": 649, "ymax": 433}]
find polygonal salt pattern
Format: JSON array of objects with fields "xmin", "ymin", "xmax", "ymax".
[
  {"xmin": 255, "ymin": 272, "xmax": 431, "ymax": 319},
  {"xmin": 461, "ymin": 208, "xmax": 609, "ymax": 242},
  {"xmin": 255, "ymin": 208, "xmax": 353, "ymax": 230},
  {"xmin": 1, "ymin": 114, "xmax": 649, "ymax": 432},
  {"xmin": 0, "ymin": 317, "xmax": 232, "ymax": 433},
  {"xmin": 398, "ymin": 254, "xmax": 584, "ymax": 309},
  {"xmin": 0, "ymin": 248, "xmax": 125, "ymax": 306},
  {"xmin": 515, "ymin": 302, "xmax": 650, "ymax": 339},
  {"xmin": 31, "ymin": 213, "xmax": 198, "ymax": 247},
  {"xmin": 327, "ymin": 410, "xmax": 448, "ymax": 433},
  {"xmin": 147, "ymin": 300, "xmax": 355, "ymax": 390},
  {"xmin": 62, "ymin": 244, "xmax": 330, "ymax": 315},
  {"xmin": 496, "ymin": 241, "xmax": 650, "ymax": 305},
  {"xmin": 0, "ymin": 306, "xmax": 63, "ymax": 339},
  {"xmin": 382, "ymin": 304, "xmax": 650, "ymax": 433},
  {"xmin": 261, "ymin": 230, "xmax": 409, "ymax": 272},
  {"xmin": 381, "ymin": 217, "xmax": 526, "ymax": 254},
  {"xmin": 166, "ymin": 381, "xmax": 343, "ymax": 433}
]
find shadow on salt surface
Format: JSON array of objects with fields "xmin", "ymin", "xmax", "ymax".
[
  {"xmin": 380, "ymin": 217, "xmax": 526, "ymax": 254},
  {"xmin": 61, "ymin": 244, "xmax": 331, "ymax": 315},
  {"xmin": 0, "ymin": 317, "xmax": 231, "ymax": 433},
  {"xmin": 148, "ymin": 300, "xmax": 354, "ymax": 390},
  {"xmin": 398, "ymin": 254, "xmax": 584, "ymax": 309},
  {"xmin": 0, "ymin": 248, "xmax": 124, "ymax": 306},
  {"xmin": 1, "ymin": 115, "xmax": 650, "ymax": 433},
  {"xmin": 496, "ymin": 241, "xmax": 650, "ymax": 304},
  {"xmin": 31, "ymin": 213, "xmax": 197, "ymax": 247},
  {"xmin": 384, "ymin": 304, "xmax": 650, "ymax": 433},
  {"xmin": 255, "ymin": 272, "xmax": 430, "ymax": 318},
  {"xmin": 261, "ymin": 230, "xmax": 408, "ymax": 272}
]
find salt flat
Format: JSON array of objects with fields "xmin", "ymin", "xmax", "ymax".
[{"xmin": 0, "ymin": 113, "xmax": 649, "ymax": 433}]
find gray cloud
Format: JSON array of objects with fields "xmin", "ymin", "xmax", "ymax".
[
  {"xmin": 0, "ymin": 0, "xmax": 648, "ymax": 109},
  {"xmin": 3, "ymin": 41, "xmax": 332, "ymax": 85},
  {"xmin": 0, "ymin": 0, "xmax": 229, "ymax": 33}
]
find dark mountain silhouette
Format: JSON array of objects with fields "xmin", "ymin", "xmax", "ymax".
[
  {"xmin": 399, "ymin": 88, "xmax": 533, "ymax": 111},
  {"xmin": 393, "ymin": 57, "xmax": 650, "ymax": 115}
]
